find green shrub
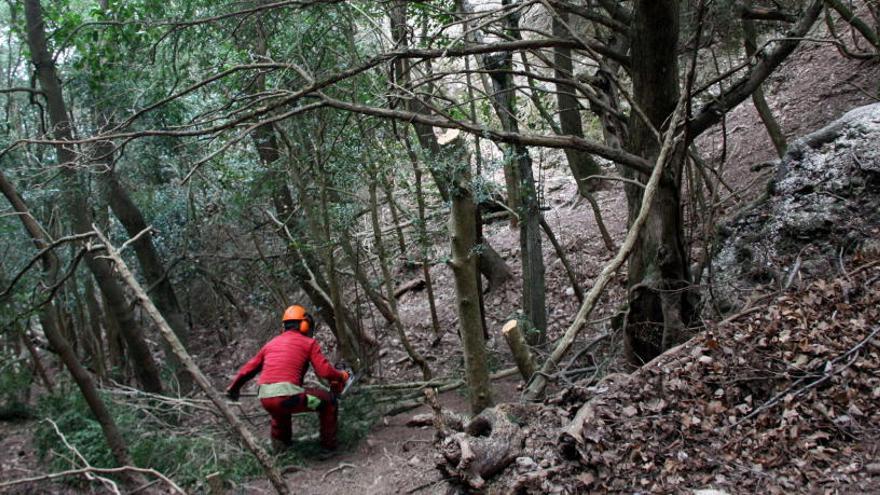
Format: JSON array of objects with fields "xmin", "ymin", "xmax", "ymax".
[
  {"xmin": 0, "ymin": 357, "xmax": 34, "ymax": 421},
  {"xmin": 34, "ymin": 387, "xmax": 262, "ymax": 489},
  {"xmin": 34, "ymin": 383, "xmax": 380, "ymax": 489}
]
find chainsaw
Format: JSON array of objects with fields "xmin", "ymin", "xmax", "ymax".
[{"xmin": 334, "ymin": 362, "xmax": 360, "ymax": 398}]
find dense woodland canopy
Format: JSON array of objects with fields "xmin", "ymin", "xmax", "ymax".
[{"xmin": 0, "ymin": 0, "xmax": 878, "ymax": 493}]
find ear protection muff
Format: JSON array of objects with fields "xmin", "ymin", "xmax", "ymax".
[{"xmin": 299, "ymin": 314, "xmax": 314, "ymax": 334}]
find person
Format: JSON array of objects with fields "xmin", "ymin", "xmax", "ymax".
[{"xmin": 226, "ymin": 305, "xmax": 350, "ymax": 452}]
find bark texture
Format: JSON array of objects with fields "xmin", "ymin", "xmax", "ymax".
[
  {"xmin": 484, "ymin": 31, "xmax": 547, "ymax": 343},
  {"xmin": 448, "ymin": 141, "xmax": 493, "ymax": 414},
  {"xmin": 742, "ymin": 0, "xmax": 787, "ymax": 158},
  {"xmin": 623, "ymin": 0, "xmax": 697, "ymax": 364},
  {"xmin": 501, "ymin": 320, "xmax": 537, "ymax": 381},
  {"xmin": 551, "ymin": 10, "xmax": 603, "ymax": 193}
]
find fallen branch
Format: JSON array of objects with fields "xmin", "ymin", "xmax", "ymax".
[
  {"xmin": 382, "ymin": 367, "xmax": 519, "ymax": 416},
  {"xmin": 0, "ymin": 419, "xmax": 183, "ymax": 494},
  {"xmin": 394, "ymin": 278, "xmax": 426, "ymax": 298},
  {"xmin": 0, "ymin": 466, "xmax": 185, "ymax": 494},
  {"xmin": 320, "ymin": 462, "xmax": 356, "ymax": 481},
  {"xmin": 523, "ymin": 93, "xmax": 688, "ymax": 401}
]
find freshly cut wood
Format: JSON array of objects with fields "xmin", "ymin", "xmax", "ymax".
[
  {"xmin": 93, "ymin": 227, "xmax": 290, "ymax": 495},
  {"xmin": 406, "ymin": 411, "xmax": 466, "ymax": 431},
  {"xmin": 501, "ymin": 320, "xmax": 537, "ymax": 381},
  {"xmin": 437, "ymin": 405, "xmax": 525, "ymax": 489}
]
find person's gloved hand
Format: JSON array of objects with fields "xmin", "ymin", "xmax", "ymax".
[
  {"xmin": 226, "ymin": 386, "xmax": 240, "ymax": 402},
  {"xmin": 339, "ymin": 370, "xmax": 350, "ymax": 383},
  {"xmin": 330, "ymin": 380, "xmax": 344, "ymax": 395}
]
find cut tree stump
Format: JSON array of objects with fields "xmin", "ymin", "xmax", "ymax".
[
  {"xmin": 437, "ymin": 404, "xmax": 525, "ymax": 489},
  {"xmin": 501, "ymin": 320, "xmax": 537, "ymax": 381}
]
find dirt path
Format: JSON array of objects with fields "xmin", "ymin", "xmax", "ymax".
[{"xmin": 237, "ymin": 377, "xmax": 522, "ymax": 495}]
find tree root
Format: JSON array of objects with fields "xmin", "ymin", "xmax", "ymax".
[{"xmin": 436, "ymin": 404, "xmax": 525, "ymax": 489}]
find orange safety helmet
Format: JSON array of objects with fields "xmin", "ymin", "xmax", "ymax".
[{"xmin": 282, "ymin": 305, "xmax": 313, "ymax": 334}]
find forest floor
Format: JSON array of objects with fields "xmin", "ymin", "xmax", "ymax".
[{"xmin": 2, "ymin": 20, "xmax": 880, "ymax": 495}]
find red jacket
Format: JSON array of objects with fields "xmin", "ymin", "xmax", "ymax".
[{"xmin": 228, "ymin": 330, "xmax": 344, "ymax": 393}]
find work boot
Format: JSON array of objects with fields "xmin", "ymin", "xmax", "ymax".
[
  {"xmin": 271, "ymin": 438, "xmax": 289, "ymax": 454},
  {"xmin": 315, "ymin": 447, "xmax": 337, "ymax": 461}
]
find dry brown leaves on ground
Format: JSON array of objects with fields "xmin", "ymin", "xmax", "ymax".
[{"xmin": 509, "ymin": 258, "xmax": 880, "ymax": 494}]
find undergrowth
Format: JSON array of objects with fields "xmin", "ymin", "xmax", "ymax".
[
  {"xmin": 34, "ymin": 382, "xmax": 261, "ymax": 490},
  {"xmin": 285, "ymin": 388, "xmax": 379, "ymax": 459},
  {"xmin": 33, "ymin": 381, "xmax": 380, "ymax": 490},
  {"xmin": 0, "ymin": 357, "xmax": 34, "ymax": 421}
]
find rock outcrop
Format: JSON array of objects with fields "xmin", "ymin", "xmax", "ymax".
[{"xmin": 710, "ymin": 103, "xmax": 880, "ymax": 312}]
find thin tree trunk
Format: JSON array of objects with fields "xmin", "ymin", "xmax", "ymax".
[
  {"xmin": 316, "ymin": 160, "xmax": 365, "ymax": 367},
  {"xmin": 83, "ymin": 279, "xmax": 106, "ymax": 379},
  {"xmin": 483, "ymin": 17, "xmax": 548, "ymax": 343},
  {"xmin": 369, "ymin": 178, "xmax": 432, "ymax": 380},
  {"xmin": 102, "ymin": 168, "xmax": 191, "ymax": 343},
  {"xmin": 245, "ymin": 24, "xmax": 366, "ymax": 363},
  {"xmin": 539, "ymin": 218, "xmax": 584, "ymax": 303},
  {"xmin": 402, "ymin": 137, "xmax": 442, "ymax": 340},
  {"xmin": 389, "ymin": 0, "xmax": 512, "ymax": 290},
  {"xmin": 93, "ymin": 111, "xmax": 190, "ymax": 388},
  {"xmin": 21, "ymin": 329, "xmax": 54, "ymax": 393},
  {"xmin": 501, "ymin": 320, "xmax": 537, "ymax": 381},
  {"xmin": 270, "ymin": 183, "xmax": 351, "ymax": 336},
  {"xmin": 102, "ymin": 291, "xmax": 125, "ymax": 372},
  {"xmin": 742, "ymin": 1, "xmax": 787, "ymax": 158},
  {"xmin": 524, "ymin": 95, "xmax": 686, "ymax": 400},
  {"xmin": 381, "ymin": 175, "xmax": 408, "ymax": 260},
  {"xmin": 447, "ymin": 143, "xmax": 493, "ymax": 414},
  {"xmin": 551, "ymin": 10, "xmax": 604, "ymax": 192},
  {"xmin": 23, "ymin": 0, "xmax": 163, "ymax": 393}
]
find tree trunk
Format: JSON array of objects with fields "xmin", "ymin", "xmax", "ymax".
[
  {"xmin": 389, "ymin": 0, "xmax": 512, "ymax": 291},
  {"xmin": 623, "ymin": 0, "xmax": 697, "ymax": 365},
  {"xmin": 83, "ymin": 278, "xmax": 106, "ymax": 379},
  {"xmin": 742, "ymin": 0, "xmax": 787, "ymax": 158},
  {"xmin": 103, "ymin": 291, "xmax": 125, "ymax": 372},
  {"xmin": 23, "ymin": 0, "xmax": 163, "ymax": 393},
  {"xmin": 447, "ymin": 141, "xmax": 493, "ymax": 414},
  {"xmin": 540, "ymin": 218, "xmax": 584, "ymax": 303},
  {"xmin": 270, "ymin": 183, "xmax": 348, "ymax": 332},
  {"xmin": 381, "ymin": 175, "xmax": 408, "ymax": 260},
  {"xmin": 101, "ymin": 160, "xmax": 192, "ymax": 389},
  {"xmin": 403, "ymin": 137, "xmax": 442, "ymax": 340},
  {"xmin": 483, "ymin": 39, "xmax": 547, "ymax": 342},
  {"xmin": 21, "ymin": 329, "xmax": 54, "ymax": 393},
  {"xmin": 316, "ymin": 159, "xmax": 366, "ymax": 367},
  {"xmin": 500, "ymin": 320, "xmax": 537, "ymax": 381},
  {"xmin": 551, "ymin": 11, "xmax": 604, "ymax": 193},
  {"xmin": 248, "ymin": 28, "xmax": 367, "ymax": 366}
]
